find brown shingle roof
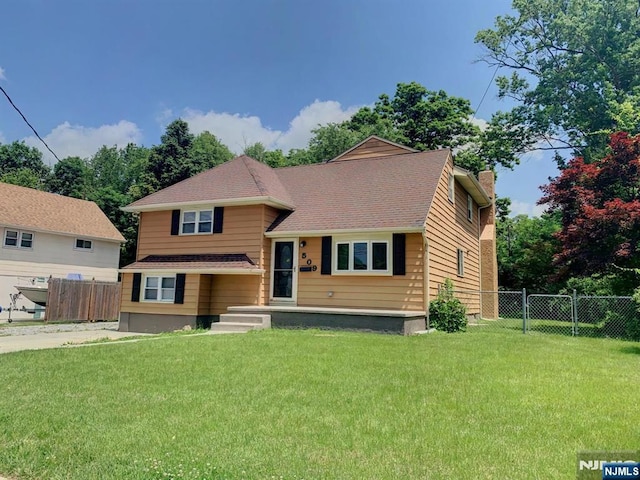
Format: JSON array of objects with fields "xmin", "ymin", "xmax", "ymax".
[
  {"xmin": 121, "ymin": 253, "xmax": 261, "ymax": 272},
  {"xmin": 270, "ymin": 149, "xmax": 450, "ymax": 233},
  {"xmin": 0, "ymin": 182, "xmax": 124, "ymax": 242},
  {"xmin": 126, "ymin": 155, "xmax": 294, "ymax": 210},
  {"xmin": 123, "ymin": 141, "xmax": 452, "ymax": 234}
]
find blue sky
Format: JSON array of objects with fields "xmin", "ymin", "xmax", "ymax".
[{"xmin": 0, "ymin": 0, "xmax": 554, "ymax": 216}]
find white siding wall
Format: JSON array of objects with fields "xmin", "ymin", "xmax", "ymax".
[{"xmin": 0, "ymin": 229, "xmax": 120, "ymax": 320}]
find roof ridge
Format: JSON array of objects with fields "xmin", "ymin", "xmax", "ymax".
[{"xmin": 241, "ymin": 156, "xmax": 269, "ymax": 196}]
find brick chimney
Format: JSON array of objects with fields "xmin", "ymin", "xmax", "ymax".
[{"xmin": 478, "ymin": 170, "xmax": 498, "ymax": 319}]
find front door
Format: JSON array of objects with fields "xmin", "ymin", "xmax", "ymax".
[{"xmin": 271, "ymin": 240, "xmax": 297, "ymax": 303}]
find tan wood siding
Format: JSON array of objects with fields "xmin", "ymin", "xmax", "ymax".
[
  {"xmin": 120, "ymin": 272, "xmax": 200, "ymax": 315},
  {"xmin": 209, "ymin": 275, "xmax": 261, "ymax": 314},
  {"xmin": 198, "ymin": 274, "xmax": 213, "ymax": 315},
  {"xmin": 260, "ymin": 206, "xmax": 280, "ymax": 304},
  {"xmin": 425, "ymin": 160, "xmax": 482, "ymax": 313},
  {"xmin": 335, "ymin": 138, "xmax": 413, "ymax": 162},
  {"xmin": 295, "ymin": 234, "xmax": 424, "ymax": 310},
  {"xmin": 137, "ymin": 205, "xmax": 265, "ymax": 264}
]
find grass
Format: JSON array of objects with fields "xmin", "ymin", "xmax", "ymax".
[{"xmin": 0, "ymin": 329, "xmax": 638, "ymax": 479}]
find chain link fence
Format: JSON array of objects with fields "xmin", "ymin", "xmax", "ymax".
[{"xmin": 451, "ymin": 289, "xmax": 640, "ymax": 341}]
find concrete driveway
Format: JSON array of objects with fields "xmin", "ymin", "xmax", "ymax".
[{"xmin": 0, "ymin": 321, "xmax": 149, "ymax": 354}]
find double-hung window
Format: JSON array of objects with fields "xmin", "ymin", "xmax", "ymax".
[
  {"xmin": 181, "ymin": 210, "xmax": 213, "ymax": 234},
  {"xmin": 143, "ymin": 276, "xmax": 175, "ymax": 302},
  {"xmin": 467, "ymin": 194, "xmax": 473, "ymax": 222},
  {"xmin": 4, "ymin": 229, "xmax": 33, "ymax": 249},
  {"xmin": 457, "ymin": 249, "xmax": 465, "ymax": 277},
  {"xmin": 335, "ymin": 239, "xmax": 389, "ymax": 274}
]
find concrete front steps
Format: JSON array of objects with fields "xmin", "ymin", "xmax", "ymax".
[{"xmin": 210, "ymin": 313, "xmax": 271, "ymax": 333}]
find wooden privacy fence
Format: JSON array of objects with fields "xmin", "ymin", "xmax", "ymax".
[{"xmin": 46, "ymin": 278, "xmax": 121, "ymax": 322}]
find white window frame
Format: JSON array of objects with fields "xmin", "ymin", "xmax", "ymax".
[
  {"xmin": 4, "ymin": 229, "xmax": 34, "ymax": 249},
  {"xmin": 142, "ymin": 275, "xmax": 176, "ymax": 302},
  {"xmin": 448, "ymin": 173, "xmax": 455, "ymax": 203},
  {"xmin": 74, "ymin": 238, "xmax": 93, "ymax": 251},
  {"xmin": 467, "ymin": 194, "xmax": 473, "ymax": 222},
  {"xmin": 180, "ymin": 209, "xmax": 213, "ymax": 235},
  {"xmin": 457, "ymin": 248, "xmax": 465, "ymax": 277},
  {"xmin": 333, "ymin": 235, "xmax": 391, "ymax": 275}
]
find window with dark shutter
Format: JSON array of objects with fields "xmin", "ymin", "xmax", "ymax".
[
  {"xmin": 392, "ymin": 233, "xmax": 406, "ymax": 276},
  {"xmin": 321, "ymin": 236, "xmax": 332, "ymax": 275},
  {"xmin": 174, "ymin": 274, "xmax": 186, "ymax": 304},
  {"xmin": 213, "ymin": 207, "xmax": 224, "ymax": 233},
  {"xmin": 131, "ymin": 273, "xmax": 142, "ymax": 302},
  {"xmin": 171, "ymin": 210, "xmax": 180, "ymax": 235}
]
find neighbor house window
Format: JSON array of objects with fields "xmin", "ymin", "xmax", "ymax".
[
  {"xmin": 4, "ymin": 230, "xmax": 34, "ymax": 249},
  {"xmin": 75, "ymin": 238, "xmax": 93, "ymax": 250},
  {"xmin": 467, "ymin": 194, "xmax": 473, "ymax": 222},
  {"xmin": 143, "ymin": 275, "xmax": 175, "ymax": 302},
  {"xmin": 181, "ymin": 209, "xmax": 213, "ymax": 234},
  {"xmin": 335, "ymin": 239, "xmax": 389, "ymax": 273},
  {"xmin": 448, "ymin": 173, "xmax": 455, "ymax": 203},
  {"xmin": 457, "ymin": 249, "xmax": 465, "ymax": 277}
]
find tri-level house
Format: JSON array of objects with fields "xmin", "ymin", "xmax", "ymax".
[
  {"xmin": 119, "ymin": 136, "xmax": 498, "ymax": 334},
  {"xmin": 0, "ymin": 182, "xmax": 124, "ymax": 320}
]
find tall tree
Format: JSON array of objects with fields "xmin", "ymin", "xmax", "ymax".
[
  {"xmin": 0, "ymin": 141, "xmax": 50, "ymax": 186},
  {"xmin": 147, "ymin": 119, "xmax": 195, "ymax": 189},
  {"xmin": 191, "ymin": 131, "xmax": 234, "ymax": 170},
  {"xmin": 497, "ymin": 212, "xmax": 562, "ymax": 292},
  {"xmin": 47, "ymin": 156, "xmax": 91, "ymax": 198},
  {"xmin": 540, "ymin": 132, "xmax": 640, "ymax": 284},
  {"xmin": 476, "ymin": 0, "xmax": 640, "ymax": 164}
]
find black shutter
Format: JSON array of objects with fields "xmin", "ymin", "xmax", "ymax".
[
  {"xmin": 213, "ymin": 207, "xmax": 224, "ymax": 233},
  {"xmin": 392, "ymin": 233, "xmax": 406, "ymax": 276},
  {"xmin": 131, "ymin": 273, "xmax": 142, "ymax": 302},
  {"xmin": 174, "ymin": 274, "xmax": 186, "ymax": 304},
  {"xmin": 321, "ymin": 236, "xmax": 332, "ymax": 275},
  {"xmin": 171, "ymin": 210, "xmax": 180, "ymax": 235}
]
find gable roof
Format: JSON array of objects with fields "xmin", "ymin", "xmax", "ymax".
[
  {"xmin": 124, "ymin": 155, "xmax": 295, "ymax": 212},
  {"xmin": 269, "ymin": 149, "xmax": 451, "ymax": 234},
  {"xmin": 0, "ymin": 182, "xmax": 125, "ymax": 242},
  {"xmin": 329, "ymin": 135, "xmax": 418, "ymax": 163}
]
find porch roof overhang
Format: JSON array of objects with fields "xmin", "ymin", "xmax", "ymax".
[{"xmin": 119, "ymin": 253, "xmax": 264, "ymax": 275}]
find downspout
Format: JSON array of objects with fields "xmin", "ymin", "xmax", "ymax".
[
  {"xmin": 477, "ymin": 202, "xmax": 492, "ymax": 319},
  {"xmin": 422, "ymin": 229, "xmax": 430, "ymax": 329}
]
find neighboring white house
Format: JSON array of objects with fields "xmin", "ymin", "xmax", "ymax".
[{"xmin": 0, "ymin": 182, "xmax": 125, "ymax": 320}]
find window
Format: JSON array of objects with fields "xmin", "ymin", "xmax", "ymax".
[
  {"xmin": 75, "ymin": 238, "xmax": 93, "ymax": 250},
  {"xmin": 181, "ymin": 209, "xmax": 213, "ymax": 234},
  {"xmin": 457, "ymin": 249, "xmax": 465, "ymax": 277},
  {"xmin": 467, "ymin": 194, "xmax": 473, "ymax": 222},
  {"xmin": 335, "ymin": 239, "xmax": 389, "ymax": 274},
  {"xmin": 4, "ymin": 230, "xmax": 34, "ymax": 249},
  {"xmin": 143, "ymin": 275, "xmax": 175, "ymax": 302},
  {"xmin": 448, "ymin": 173, "xmax": 455, "ymax": 203}
]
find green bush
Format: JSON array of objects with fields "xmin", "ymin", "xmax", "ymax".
[{"xmin": 429, "ymin": 279, "xmax": 467, "ymax": 333}]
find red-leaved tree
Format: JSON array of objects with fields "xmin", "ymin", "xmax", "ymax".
[{"xmin": 540, "ymin": 132, "xmax": 640, "ymax": 279}]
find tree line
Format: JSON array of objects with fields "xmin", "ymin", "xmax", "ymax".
[{"xmin": 2, "ymin": 0, "xmax": 640, "ymax": 296}]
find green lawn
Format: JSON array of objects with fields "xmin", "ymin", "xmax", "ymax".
[{"xmin": 0, "ymin": 330, "xmax": 638, "ymax": 479}]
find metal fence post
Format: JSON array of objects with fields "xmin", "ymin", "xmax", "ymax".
[
  {"xmin": 522, "ymin": 288, "xmax": 527, "ymax": 334},
  {"xmin": 573, "ymin": 289, "xmax": 578, "ymax": 336}
]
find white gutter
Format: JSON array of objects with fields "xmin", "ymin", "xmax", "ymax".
[
  {"xmin": 266, "ymin": 226, "xmax": 424, "ymax": 238},
  {"xmin": 122, "ymin": 196, "xmax": 296, "ymax": 213}
]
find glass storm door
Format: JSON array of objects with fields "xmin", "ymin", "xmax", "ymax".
[{"xmin": 272, "ymin": 240, "xmax": 297, "ymax": 302}]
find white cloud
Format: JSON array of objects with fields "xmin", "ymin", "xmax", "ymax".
[
  {"xmin": 0, "ymin": 66, "xmax": 5, "ymax": 81},
  {"xmin": 182, "ymin": 99, "xmax": 360, "ymax": 154},
  {"xmin": 510, "ymin": 200, "xmax": 547, "ymax": 217},
  {"xmin": 24, "ymin": 120, "xmax": 142, "ymax": 164},
  {"xmin": 470, "ymin": 116, "xmax": 488, "ymax": 131}
]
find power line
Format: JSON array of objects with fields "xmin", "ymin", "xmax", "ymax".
[{"xmin": 0, "ymin": 85, "xmax": 61, "ymax": 163}]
